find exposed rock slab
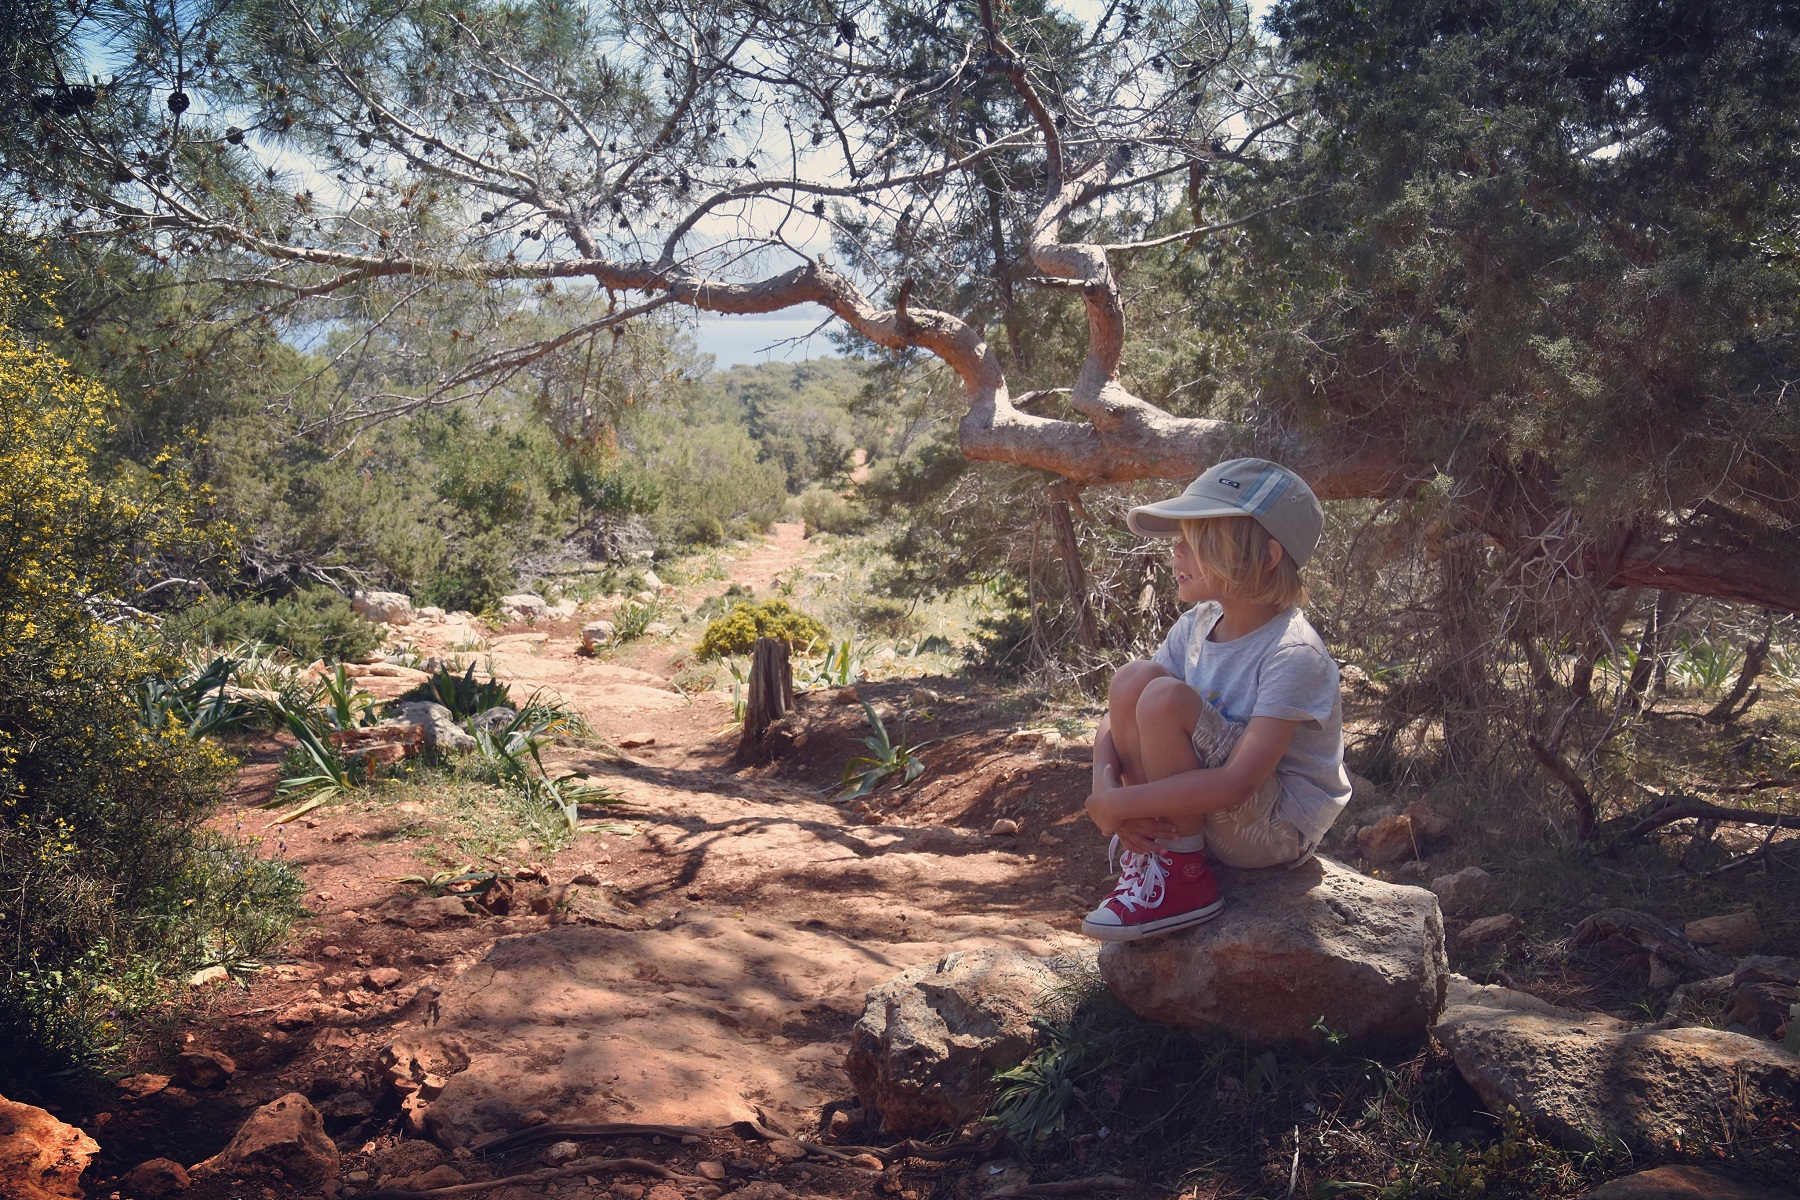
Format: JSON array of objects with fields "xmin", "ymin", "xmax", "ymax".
[
  {"xmin": 1435, "ymin": 978, "xmax": 1800, "ymax": 1149},
  {"xmin": 847, "ymin": 947, "xmax": 1083, "ymax": 1135},
  {"xmin": 407, "ymin": 914, "xmax": 1076, "ymax": 1148},
  {"xmin": 0, "ymin": 1093, "xmax": 100, "ymax": 1200},
  {"xmin": 1097, "ymin": 857, "xmax": 1447, "ymax": 1047},
  {"xmin": 1583, "ymin": 1165, "xmax": 1798, "ymax": 1199}
]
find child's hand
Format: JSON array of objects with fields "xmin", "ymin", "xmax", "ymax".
[{"xmin": 1114, "ymin": 818, "xmax": 1180, "ymax": 855}]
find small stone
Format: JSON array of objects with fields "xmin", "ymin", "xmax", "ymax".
[
  {"xmin": 1036, "ymin": 831, "xmax": 1062, "ymax": 847},
  {"xmin": 363, "ymin": 967, "xmax": 403, "ymax": 990},
  {"xmin": 174, "ymin": 1049, "xmax": 236, "ymax": 1090},
  {"xmin": 1430, "ymin": 866, "xmax": 1492, "ymax": 915},
  {"xmin": 407, "ymin": 1165, "xmax": 466, "ymax": 1189},
  {"xmin": 1357, "ymin": 813, "xmax": 1420, "ymax": 864},
  {"xmin": 767, "ymin": 1139, "xmax": 807, "ymax": 1162},
  {"xmin": 117, "ymin": 1074, "xmax": 171, "ymax": 1099},
  {"xmin": 521, "ymin": 1109, "xmax": 550, "ymax": 1126},
  {"xmin": 834, "ymin": 687, "xmax": 861, "ymax": 705},
  {"xmin": 570, "ymin": 872, "xmax": 602, "ymax": 886},
  {"xmin": 643, "ymin": 621, "xmax": 674, "ymax": 637},
  {"xmin": 581, "ymin": 620, "xmax": 617, "ymax": 651},
  {"xmin": 827, "ymin": 1109, "xmax": 858, "ymax": 1140},
  {"xmin": 849, "ymin": 1154, "xmax": 885, "ymax": 1172},
  {"xmin": 613, "ymin": 1186, "xmax": 644, "ymax": 1200},
  {"xmin": 186, "ymin": 965, "xmax": 228, "ymax": 987},
  {"xmin": 1457, "ymin": 913, "xmax": 1524, "ymax": 952},
  {"xmin": 988, "ymin": 818, "xmax": 1019, "ymax": 836},
  {"xmin": 645, "ymin": 1184, "xmax": 684, "ymax": 1200},
  {"xmin": 543, "ymin": 1141, "xmax": 582, "ymax": 1165},
  {"xmin": 698, "ymin": 1162, "xmax": 728, "ymax": 1180},
  {"xmin": 617, "ymin": 732, "xmax": 657, "ymax": 749},
  {"xmin": 119, "ymin": 1158, "xmax": 191, "ymax": 1197}
]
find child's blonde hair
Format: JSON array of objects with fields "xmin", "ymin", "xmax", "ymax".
[{"xmin": 1180, "ymin": 515, "xmax": 1308, "ymax": 609}]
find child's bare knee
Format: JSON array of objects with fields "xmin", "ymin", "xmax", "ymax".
[
  {"xmin": 1110, "ymin": 659, "xmax": 1167, "ymax": 706},
  {"xmin": 1136, "ymin": 675, "xmax": 1201, "ymax": 728}
]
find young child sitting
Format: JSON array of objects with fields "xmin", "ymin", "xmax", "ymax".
[{"xmin": 1083, "ymin": 458, "xmax": 1351, "ymax": 941}]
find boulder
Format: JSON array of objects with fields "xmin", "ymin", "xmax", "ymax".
[
  {"xmin": 847, "ymin": 947, "xmax": 1070, "ymax": 1136},
  {"xmin": 119, "ymin": 1158, "xmax": 191, "ymax": 1197},
  {"xmin": 1429, "ymin": 866, "xmax": 1491, "ymax": 915},
  {"xmin": 1097, "ymin": 857, "xmax": 1447, "ymax": 1048},
  {"xmin": 490, "ymin": 632, "xmax": 549, "ymax": 653},
  {"xmin": 173, "ymin": 1049, "xmax": 235, "ymax": 1090},
  {"xmin": 0, "ymin": 1093, "xmax": 100, "ymax": 1200},
  {"xmin": 581, "ymin": 620, "xmax": 616, "ymax": 651},
  {"xmin": 470, "ymin": 706, "xmax": 517, "ymax": 735},
  {"xmin": 1684, "ymin": 910, "xmax": 1764, "ymax": 954},
  {"xmin": 499, "ymin": 593, "xmax": 550, "ymax": 622},
  {"xmin": 1723, "ymin": 958, "xmax": 1799, "ymax": 1041},
  {"xmin": 1434, "ymin": 978, "xmax": 1800, "ymax": 1149},
  {"xmin": 393, "ymin": 701, "xmax": 477, "ymax": 753},
  {"xmin": 352, "ymin": 590, "xmax": 415, "ymax": 625},
  {"xmin": 1582, "ymin": 1166, "xmax": 1797, "ymax": 1199},
  {"xmin": 192, "ymin": 1093, "xmax": 338, "ymax": 1184}
]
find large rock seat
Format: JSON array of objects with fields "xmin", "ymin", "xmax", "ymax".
[{"xmin": 1097, "ymin": 857, "xmax": 1448, "ymax": 1047}]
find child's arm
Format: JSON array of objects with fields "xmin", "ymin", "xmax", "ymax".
[{"xmin": 1086, "ymin": 716, "xmax": 1301, "ymax": 837}]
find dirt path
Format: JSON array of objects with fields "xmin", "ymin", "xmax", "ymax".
[{"xmin": 84, "ymin": 524, "xmax": 1105, "ymax": 1194}]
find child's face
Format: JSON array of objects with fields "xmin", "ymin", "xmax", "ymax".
[{"xmin": 1171, "ymin": 535, "xmax": 1222, "ymax": 605}]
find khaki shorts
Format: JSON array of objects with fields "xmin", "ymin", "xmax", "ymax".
[{"xmin": 1188, "ymin": 700, "xmax": 1307, "ymax": 869}]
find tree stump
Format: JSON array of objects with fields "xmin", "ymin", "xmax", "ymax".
[{"xmin": 736, "ymin": 636, "xmax": 794, "ymax": 761}]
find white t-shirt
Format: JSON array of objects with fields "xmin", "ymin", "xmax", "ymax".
[{"xmin": 1150, "ymin": 603, "xmax": 1351, "ymax": 848}]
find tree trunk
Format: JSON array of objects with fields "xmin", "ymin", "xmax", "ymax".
[
  {"xmin": 1048, "ymin": 496, "xmax": 1099, "ymax": 650},
  {"xmin": 1627, "ymin": 590, "xmax": 1672, "ymax": 704},
  {"xmin": 736, "ymin": 637, "xmax": 794, "ymax": 760},
  {"xmin": 1705, "ymin": 611, "xmax": 1774, "ymax": 723}
]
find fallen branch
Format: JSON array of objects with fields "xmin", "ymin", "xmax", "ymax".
[
  {"xmin": 359, "ymin": 1155, "xmax": 700, "ymax": 1200},
  {"xmin": 1627, "ymin": 800, "xmax": 1800, "ymax": 839},
  {"xmin": 1568, "ymin": 908, "xmax": 1730, "ymax": 977}
]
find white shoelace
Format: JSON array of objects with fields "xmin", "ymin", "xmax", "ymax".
[{"xmin": 1105, "ymin": 835, "xmax": 1169, "ymax": 913}]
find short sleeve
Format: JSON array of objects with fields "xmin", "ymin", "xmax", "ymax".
[
  {"xmin": 1252, "ymin": 644, "xmax": 1340, "ymax": 727},
  {"xmin": 1151, "ymin": 607, "xmax": 1202, "ymax": 677}
]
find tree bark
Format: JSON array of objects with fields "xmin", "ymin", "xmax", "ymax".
[
  {"xmin": 1704, "ymin": 611, "xmax": 1774, "ymax": 723},
  {"xmin": 1047, "ymin": 495, "xmax": 1099, "ymax": 650},
  {"xmin": 735, "ymin": 637, "xmax": 794, "ymax": 761},
  {"xmin": 1627, "ymin": 590, "xmax": 1672, "ymax": 703}
]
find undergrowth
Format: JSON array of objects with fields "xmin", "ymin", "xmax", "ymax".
[{"xmin": 991, "ymin": 964, "xmax": 1635, "ymax": 1200}]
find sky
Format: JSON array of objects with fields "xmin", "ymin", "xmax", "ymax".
[{"xmin": 690, "ymin": 0, "xmax": 1275, "ymax": 367}]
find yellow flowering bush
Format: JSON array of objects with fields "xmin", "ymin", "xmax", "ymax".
[{"xmin": 0, "ymin": 278, "xmax": 301, "ymax": 1063}]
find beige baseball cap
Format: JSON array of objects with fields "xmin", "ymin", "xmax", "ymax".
[{"xmin": 1126, "ymin": 458, "xmax": 1324, "ymax": 567}]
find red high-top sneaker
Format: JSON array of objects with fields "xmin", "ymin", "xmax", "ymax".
[{"xmin": 1080, "ymin": 845, "xmax": 1224, "ymax": 941}]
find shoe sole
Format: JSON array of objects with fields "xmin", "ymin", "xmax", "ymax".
[{"xmin": 1081, "ymin": 899, "xmax": 1225, "ymax": 942}]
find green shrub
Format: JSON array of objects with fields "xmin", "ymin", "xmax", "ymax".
[
  {"xmin": 396, "ymin": 663, "xmax": 514, "ymax": 720},
  {"xmin": 184, "ymin": 588, "xmax": 384, "ymax": 664},
  {"xmin": 695, "ymin": 599, "xmax": 829, "ymax": 660},
  {"xmin": 797, "ymin": 484, "xmax": 871, "ymax": 535},
  {"xmin": 1, "ymin": 303, "xmax": 303, "ymax": 1066}
]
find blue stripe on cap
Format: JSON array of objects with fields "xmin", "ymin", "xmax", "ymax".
[{"xmin": 1242, "ymin": 467, "xmax": 1291, "ymax": 515}]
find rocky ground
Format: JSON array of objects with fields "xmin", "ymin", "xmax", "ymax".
[{"xmin": 10, "ymin": 525, "xmax": 1799, "ymax": 1200}]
